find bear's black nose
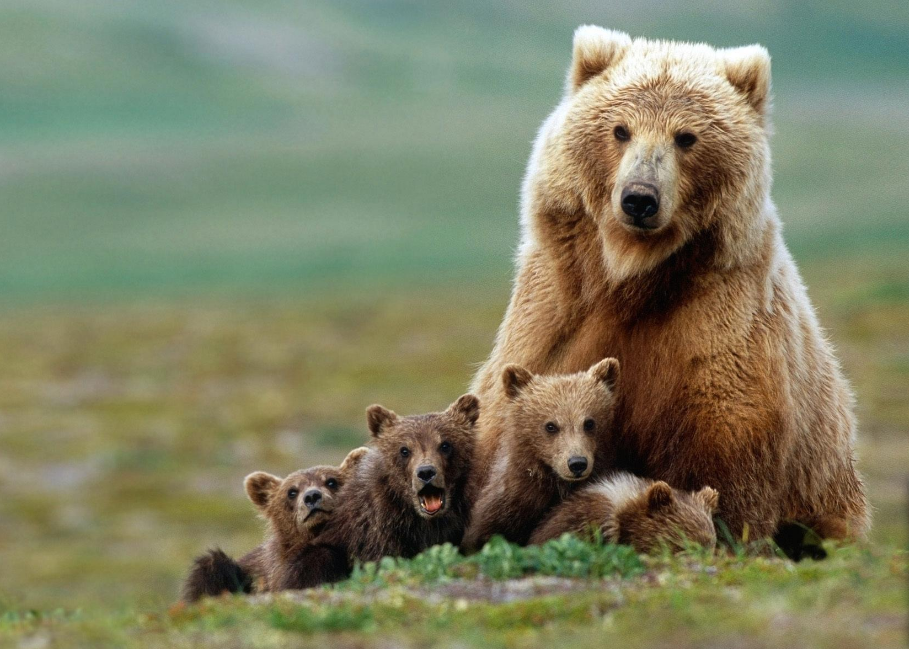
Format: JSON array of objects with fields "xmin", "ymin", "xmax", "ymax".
[
  {"xmin": 303, "ymin": 489, "xmax": 323, "ymax": 509},
  {"xmin": 568, "ymin": 456, "xmax": 589, "ymax": 477},
  {"xmin": 416, "ymin": 465, "xmax": 437, "ymax": 483},
  {"xmin": 621, "ymin": 184, "xmax": 660, "ymax": 227}
]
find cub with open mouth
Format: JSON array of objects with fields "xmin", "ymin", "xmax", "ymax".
[
  {"xmin": 319, "ymin": 394, "xmax": 479, "ymax": 564},
  {"xmin": 180, "ymin": 446, "xmax": 368, "ymax": 601},
  {"xmin": 462, "ymin": 358, "xmax": 620, "ymax": 552}
]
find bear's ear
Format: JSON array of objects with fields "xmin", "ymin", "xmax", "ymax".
[
  {"xmin": 569, "ymin": 25, "xmax": 632, "ymax": 92},
  {"xmin": 646, "ymin": 481, "xmax": 674, "ymax": 512},
  {"xmin": 502, "ymin": 364, "xmax": 534, "ymax": 399},
  {"xmin": 366, "ymin": 405, "xmax": 397, "ymax": 439},
  {"xmin": 696, "ymin": 486, "xmax": 720, "ymax": 512},
  {"xmin": 244, "ymin": 471, "xmax": 282, "ymax": 510},
  {"xmin": 339, "ymin": 446, "xmax": 369, "ymax": 475},
  {"xmin": 721, "ymin": 44, "xmax": 771, "ymax": 115},
  {"xmin": 589, "ymin": 357, "xmax": 620, "ymax": 391},
  {"xmin": 447, "ymin": 393, "xmax": 480, "ymax": 427}
]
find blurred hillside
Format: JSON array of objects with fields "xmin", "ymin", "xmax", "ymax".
[{"xmin": 1, "ymin": 0, "xmax": 907, "ymax": 301}]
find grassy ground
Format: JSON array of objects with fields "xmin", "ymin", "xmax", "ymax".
[
  {"xmin": 0, "ymin": 1, "xmax": 907, "ymax": 647},
  {"xmin": 0, "ymin": 254, "xmax": 907, "ymax": 647}
]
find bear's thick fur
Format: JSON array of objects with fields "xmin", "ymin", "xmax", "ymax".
[
  {"xmin": 181, "ymin": 447, "xmax": 368, "ymax": 601},
  {"xmin": 529, "ymin": 472, "xmax": 718, "ymax": 552},
  {"xmin": 319, "ymin": 394, "xmax": 479, "ymax": 564},
  {"xmin": 462, "ymin": 358, "xmax": 619, "ymax": 551},
  {"xmin": 472, "ymin": 26, "xmax": 868, "ymax": 541}
]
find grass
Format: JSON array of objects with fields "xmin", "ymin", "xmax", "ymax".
[
  {"xmin": 1, "ymin": 543, "xmax": 904, "ymax": 648},
  {"xmin": 0, "ymin": 258, "xmax": 906, "ymax": 647},
  {"xmin": 1, "ymin": 0, "xmax": 908, "ymax": 302}
]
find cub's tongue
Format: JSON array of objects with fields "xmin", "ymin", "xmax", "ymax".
[{"xmin": 422, "ymin": 493, "xmax": 443, "ymax": 514}]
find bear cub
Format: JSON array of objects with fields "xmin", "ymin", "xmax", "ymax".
[
  {"xmin": 462, "ymin": 358, "xmax": 620, "ymax": 552},
  {"xmin": 181, "ymin": 446, "xmax": 368, "ymax": 602},
  {"xmin": 529, "ymin": 472, "xmax": 719, "ymax": 552},
  {"xmin": 318, "ymin": 393, "xmax": 480, "ymax": 564}
]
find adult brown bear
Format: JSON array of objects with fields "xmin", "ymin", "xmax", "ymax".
[{"xmin": 471, "ymin": 26, "xmax": 868, "ymax": 543}]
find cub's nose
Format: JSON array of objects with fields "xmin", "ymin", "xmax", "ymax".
[
  {"xmin": 416, "ymin": 465, "xmax": 437, "ymax": 484},
  {"xmin": 621, "ymin": 183, "xmax": 660, "ymax": 227},
  {"xmin": 303, "ymin": 489, "xmax": 323, "ymax": 509},
  {"xmin": 568, "ymin": 456, "xmax": 589, "ymax": 477}
]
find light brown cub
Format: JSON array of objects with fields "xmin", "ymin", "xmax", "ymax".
[
  {"xmin": 462, "ymin": 358, "xmax": 619, "ymax": 552},
  {"xmin": 529, "ymin": 472, "xmax": 718, "ymax": 553}
]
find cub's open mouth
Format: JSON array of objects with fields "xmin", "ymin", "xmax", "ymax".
[{"xmin": 418, "ymin": 485, "xmax": 446, "ymax": 516}]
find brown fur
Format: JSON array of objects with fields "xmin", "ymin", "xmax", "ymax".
[
  {"xmin": 315, "ymin": 395, "xmax": 479, "ymax": 566},
  {"xmin": 529, "ymin": 472, "xmax": 718, "ymax": 552},
  {"xmin": 462, "ymin": 359, "xmax": 619, "ymax": 552},
  {"xmin": 180, "ymin": 447, "xmax": 368, "ymax": 601},
  {"xmin": 472, "ymin": 26, "xmax": 868, "ymax": 542}
]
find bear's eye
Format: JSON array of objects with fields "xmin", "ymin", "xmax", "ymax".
[
  {"xmin": 675, "ymin": 132, "xmax": 697, "ymax": 148},
  {"xmin": 287, "ymin": 488, "xmax": 299, "ymax": 500},
  {"xmin": 439, "ymin": 441, "xmax": 452, "ymax": 455},
  {"xmin": 583, "ymin": 418, "xmax": 596, "ymax": 433},
  {"xmin": 400, "ymin": 447, "xmax": 410, "ymax": 458},
  {"xmin": 613, "ymin": 125, "xmax": 630, "ymax": 142},
  {"xmin": 325, "ymin": 478, "xmax": 338, "ymax": 490},
  {"xmin": 544, "ymin": 422, "xmax": 559, "ymax": 434}
]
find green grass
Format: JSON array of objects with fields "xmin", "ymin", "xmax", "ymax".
[
  {"xmin": 0, "ymin": 262, "xmax": 906, "ymax": 647},
  {"xmin": 0, "ymin": 0, "xmax": 907, "ymax": 302},
  {"xmin": 348, "ymin": 536, "xmax": 647, "ymax": 584},
  {"xmin": 1, "ymin": 543, "xmax": 904, "ymax": 648}
]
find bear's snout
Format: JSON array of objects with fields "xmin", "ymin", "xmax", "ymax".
[
  {"xmin": 620, "ymin": 183, "xmax": 661, "ymax": 229},
  {"xmin": 416, "ymin": 465, "xmax": 437, "ymax": 484},
  {"xmin": 567, "ymin": 456, "xmax": 589, "ymax": 478},
  {"xmin": 302, "ymin": 488, "xmax": 323, "ymax": 510}
]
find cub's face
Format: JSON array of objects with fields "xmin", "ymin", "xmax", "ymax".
[
  {"xmin": 502, "ymin": 358, "xmax": 619, "ymax": 482},
  {"xmin": 366, "ymin": 394, "xmax": 478, "ymax": 520},
  {"xmin": 617, "ymin": 481, "xmax": 719, "ymax": 553},
  {"xmin": 554, "ymin": 27, "xmax": 771, "ymax": 279},
  {"xmin": 244, "ymin": 446, "xmax": 368, "ymax": 538}
]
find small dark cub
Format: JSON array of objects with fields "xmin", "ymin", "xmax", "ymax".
[{"xmin": 181, "ymin": 447, "xmax": 367, "ymax": 602}]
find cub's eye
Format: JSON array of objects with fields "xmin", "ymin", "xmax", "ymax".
[
  {"xmin": 400, "ymin": 447, "xmax": 410, "ymax": 458},
  {"xmin": 675, "ymin": 132, "xmax": 697, "ymax": 148},
  {"xmin": 583, "ymin": 418, "xmax": 596, "ymax": 433},
  {"xmin": 325, "ymin": 478, "xmax": 338, "ymax": 490},
  {"xmin": 613, "ymin": 125, "xmax": 630, "ymax": 142},
  {"xmin": 544, "ymin": 422, "xmax": 559, "ymax": 434},
  {"xmin": 440, "ymin": 441, "xmax": 452, "ymax": 455},
  {"xmin": 287, "ymin": 488, "xmax": 299, "ymax": 500}
]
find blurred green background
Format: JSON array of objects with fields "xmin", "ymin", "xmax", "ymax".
[{"xmin": 0, "ymin": 0, "xmax": 907, "ymax": 631}]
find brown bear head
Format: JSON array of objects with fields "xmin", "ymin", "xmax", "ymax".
[
  {"xmin": 244, "ymin": 446, "xmax": 368, "ymax": 539},
  {"xmin": 548, "ymin": 26, "xmax": 771, "ymax": 281},
  {"xmin": 501, "ymin": 357, "xmax": 620, "ymax": 482},
  {"xmin": 366, "ymin": 394, "xmax": 479, "ymax": 520},
  {"xmin": 615, "ymin": 479, "xmax": 719, "ymax": 552}
]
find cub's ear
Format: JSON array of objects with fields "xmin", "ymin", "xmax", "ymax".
[
  {"xmin": 339, "ymin": 446, "xmax": 369, "ymax": 475},
  {"xmin": 366, "ymin": 405, "xmax": 397, "ymax": 439},
  {"xmin": 569, "ymin": 25, "xmax": 632, "ymax": 91},
  {"xmin": 696, "ymin": 486, "xmax": 720, "ymax": 512},
  {"xmin": 502, "ymin": 364, "xmax": 534, "ymax": 399},
  {"xmin": 589, "ymin": 357, "xmax": 620, "ymax": 391},
  {"xmin": 447, "ymin": 393, "xmax": 480, "ymax": 427},
  {"xmin": 646, "ymin": 481, "xmax": 674, "ymax": 512},
  {"xmin": 721, "ymin": 44, "xmax": 771, "ymax": 115},
  {"xmin": 244, "ymin": 472, "xmax": 282, "ymax": 509}
]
